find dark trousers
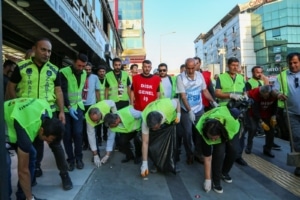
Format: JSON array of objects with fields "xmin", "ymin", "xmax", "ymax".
[
  {"xmin": 236, "ymin": 114, "xmax": 248, "ymax": 159},
  {"xmin": 247, "ymin": 117, "xmax": 274, "ymax": 151},
  {"xmin": 33, "ymin": 112, "xmax": 68, "ymax": 174},
  {"xmin": 202, "ymin": 134, "xmax": 239, "ymax": 186},
  {"xmin": 63, "ymin": 108, "xmax": 84, "ymax": 163},
  {"xmin": 83, "ymin": 105, "xmax": 92, "ymax": 147},
  {"xmin": 115, "ymin": 101, "xmax": 129, "ymax": 148},
  {"xmin": 119, "ymin": 131, "xmax": 141, "ymax": 158}
]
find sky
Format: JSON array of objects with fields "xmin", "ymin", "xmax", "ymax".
[{"xmin": 144, "ymin": 0, "xmax": 247, "ymax": 74}]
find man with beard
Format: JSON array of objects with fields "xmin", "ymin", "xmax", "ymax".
[
  {"xmin": 131, "ymin": 59, "xmax": 161, "ymax": 111},
  {"xmin": 60, "ymin": 53, "xmax": 87, "ymax": 171},
  {"xmin": 158, "ymin": 63, "xmax": 177, "ymax": 99}
]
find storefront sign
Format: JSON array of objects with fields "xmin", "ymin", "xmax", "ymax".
[{"xmin": 45, "ymin": 0, "xmax": 106, "ymax": 58}]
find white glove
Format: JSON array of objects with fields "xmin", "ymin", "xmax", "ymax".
[
  {"xmin": 140, "ymin": 161, "xmax": 149, "ymax": 177},
  {"xmin": 203, "ymin": 179, "xmax": 212, "ymax": 192},
  {"xmin": 100, "ymin": 155, "xmax": 109, "ymax": 164},
  {"xmin": 175, "ymin": 112, "xmax": 181, "ymax": 123},
  {"xmin": 93, "ymin": 155, "xmax": 101, "ymax": 168},
  {"xmin": 229, "ymin": 93, "xmax": 243, "ymax": 101},
  {"xmin": 26, "ymin": 196, "xmax": 35, "ymax": 200},
  {"xmin": 188, "ymin": 110, "xmax": 195, "ymax": 123},
  {"xmin": 211, "ymin": 101, "xmax": 219, "ymax": 108},
  {"xmin": 242, "ymin": 94, "xmax": 249, "ymax": 100}
]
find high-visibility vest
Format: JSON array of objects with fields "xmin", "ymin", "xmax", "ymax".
[
  {"xmin": 5, "ymin": 98, "xmax": 52, "ymax": 143},
  {"xmin": 110, "ymin": 106, "xmax": 141, "ymax": 133},
  {"xmin": 85, "ymin": 100, "xmax": 111, "ymax": 127},
  {"xmin": 16, "ymin": 58, "xmax": 58, "ymax": 111},
  {"xmin": 218, "ymin": 73, "xmax": 245, "ymax": 106},
  {"xmin": 142, "ymin": 98, "xmax": 176, "ymax": 124},
  {"xmin": 160, "ymin": 76, "xmax": 177, "ymax": 99},
  {"xmin": 99, "ymin": 78, "xmax": 106, "ymax": 101},
  {"xmin": 277, "ymin": 70, "xmax": 288, "ymax": 108},
  {"xmin": 105, "ymin": 71, "xmax": 129, "ymax": 102},
  {"xmin": 247, "ymin": 78, "xmax": 263, "ymax": 89},
  {"xmin": 196, "ymin": 106, "xmax": 240, "ymax": 145},
  {"xmin": 60, "ymin": 66, "xmax": 86, "ymax": 111}
]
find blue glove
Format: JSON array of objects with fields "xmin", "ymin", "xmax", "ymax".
[{"xmin": 69, "ymin": 107, "xmax": 78, "ymax": 120}]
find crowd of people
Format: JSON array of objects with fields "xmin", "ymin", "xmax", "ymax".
[{"xmin": 3, "ymin": 37, "xmax": 300, "ymax": 199}]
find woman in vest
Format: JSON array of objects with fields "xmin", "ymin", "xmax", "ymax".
[{"xmin": 196, "ymin": 106, "xmax": 241, "ymax": 194}]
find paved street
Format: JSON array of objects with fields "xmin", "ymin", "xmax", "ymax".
[{"xmin": 10, "ymin": 136, "xmax": 300, "ymax": 200}]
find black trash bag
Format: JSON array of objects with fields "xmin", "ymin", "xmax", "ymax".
[{"xmin": 148, "ymin": 123, "xmax": 177, "ymax": 174}]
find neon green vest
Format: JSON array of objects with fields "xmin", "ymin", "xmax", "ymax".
[
  {"xmin": 247, "ymin": 78, "xmax": 263, "ymax": 89},
  {"xmin": 196, "ymin": 106, "xmax": 240, "ymax": 145},
  {"xmin": 85, "ymin": 100, "xmax": 111, "ymax": 127},
  {"xmin": 4, "ymin": 98, "xmax": 53, "ymax": 143},
  {"xmin": 160, "ymin": 76, "xmax": 177, "ymax": 99},
  {"xmin": 99, "ymin": 78, "xmax": 106, "ymax": 101},
  {"xmin": 277, "ymin": 70, "xmax": 288, "ymax": 108},
  {"xmin": 218, "ymin": 73, "xmax": 245, "ymax": 106},
  {"xmin": 60, "ymin": 66, "xmax": 86, "ymax": 111},
  {"xmin": 105, "ymin": 71, "xmax": 129, "ymax": 102},
  {"xmin": 142, "ymin": 98, "xmax": 176, "ymax": 124},
  {"xmin": 16, "ymin": 58, "xmax": 58, "ymax": 111},
  {"xmin": 110, "ymin": 106, "xmax": 141, "ymax": 133}
]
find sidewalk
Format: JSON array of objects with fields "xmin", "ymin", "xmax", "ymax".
[{"xmin": 10, "ymin": 143, "xmax": 98, "ymax": 200}]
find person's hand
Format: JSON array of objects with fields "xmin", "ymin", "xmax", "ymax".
[
  {"xmin": 100, "ymin": 155, "xmax": 109, "ymax": 164},
  {"xmin": 242, "ymin": 94, "xmax": 249, "ymax": 101},
  {"xmin": 140, "ymin": 161, "xmax": 149, "ymax": 177},
  {"xmin": 111, "ymin": 106, "xmax": 117, "ymax": 113},
  {"xmin": 93, "ymin": 155, "xmax": 101, "ymax": 168},
  {"xmin": 270, "ymin": 116, "xmax": 277, "ymax": 128},
  {"xmin": 229, "ymin": 93, "xmax": 243, "ymax": 101},
  {"xmin": 261, "ymin": 121, "xmax": 270, "ymax": 131},
  {"xmin": 211, "ymin": 101, "xmax": 219, "ymax": 108},
  {"xmin": 277, "ymin": 93, "xmax": 288, "ymax": 101},
  {"xmin": 175, "ymin": 113, "xmax": 181, "ymax": 123},
  {"xmin": 69, "ymin": 107, "xmax": 78, "ymax": 120},
  {"xmin": 188, "ymin": 110, "xmax": 195, "ymax": 123},
  {"xmin": 203, "ymin": 179, "xmax": 212, "ymax": 192}
]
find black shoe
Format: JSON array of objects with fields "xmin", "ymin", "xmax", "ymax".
[
  {"xmin": 32, "ymin": 177, "xmax": 37, "ymax": 187},
  {"xmin": 213, "ymin": 184, "xmax": 223, "ymax": 193},
  {"xmin": 68, "ymin": 162, "xmax": 75, "ymax": 171},
  {"xmin": 263, "ymin": 150, "xmax": 275, "ymax": 158},
  {"xmin": 222, "ymin": 173, "xmax": 232, "ymax": 183},
  {"xmin": 255, "ymin": 132, "xmax": 265, "ymax": 137},
  {"xmin": 294, "ymin": 167, "xmax": 300, "ymax": 176},
  {"xmin": 272, "ymin": 143, "xmax": 281, "ymax": 150},
  {"xmin": 76, "ymin": 160, "xmax": 84, "ymax": 169},
  {"xmin": 245, "ymin": 148, "xmax": 251, "ymax": 154},
  {"xmin": 35, "ymin": 167, "xmax": 43, "ymax": 177},
  {"xmin": 236, "ymin": 158, "xmax": 248, "ymax": 166},
  {"xmin": 60, "ymin": 173, "xmax": 73, "ymax": 190}
]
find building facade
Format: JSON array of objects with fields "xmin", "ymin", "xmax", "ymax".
[
  {"xmin": 2, "ymin": 0, "xmax": 122, "ymax": 69},
  {"xmin": 194, "ymin": 0, "xmax": 300, "ymax": 78}
]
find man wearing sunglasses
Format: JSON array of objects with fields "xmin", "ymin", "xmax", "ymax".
[
  {"xmin": 273, "ymin": 52, "xmax": 300, "ymax": 176},
  {"xmin": 158, "ymin": 63, "xmax": 177, "ymax": 99}
]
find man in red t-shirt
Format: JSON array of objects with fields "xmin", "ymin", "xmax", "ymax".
[
  {"xmin": 245, "ymin": 85, "xmax": 279, "ymax": 157},
  {"xmin": 131, "ymin": 60, "xmax": 161, "ymax": 111}
]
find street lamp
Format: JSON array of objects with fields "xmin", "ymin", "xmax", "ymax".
[{"xmin": 160, "ymin": 31, "xmax": 176, "ymax": 63}]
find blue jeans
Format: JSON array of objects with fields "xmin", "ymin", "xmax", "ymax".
[
  {"xmin": 6, "ymin": 149, "xmax": 12, "ymax": 200},
  {"xmin": 63, "ymin": 108, "xmax": 84, "ymax": 163}
]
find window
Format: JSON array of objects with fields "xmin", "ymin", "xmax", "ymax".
[{"xmin": 272, "ymin": 28, "xmax": 281, "ymax": 37}]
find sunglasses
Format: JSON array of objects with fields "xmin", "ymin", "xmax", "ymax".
[
  {"xmin": 295, "ymin": 77, "xmax": 299, "ymax": 88},
  {"xmin": 159, "ymin": 69, "xmax": 167, "ymax": 72}
]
